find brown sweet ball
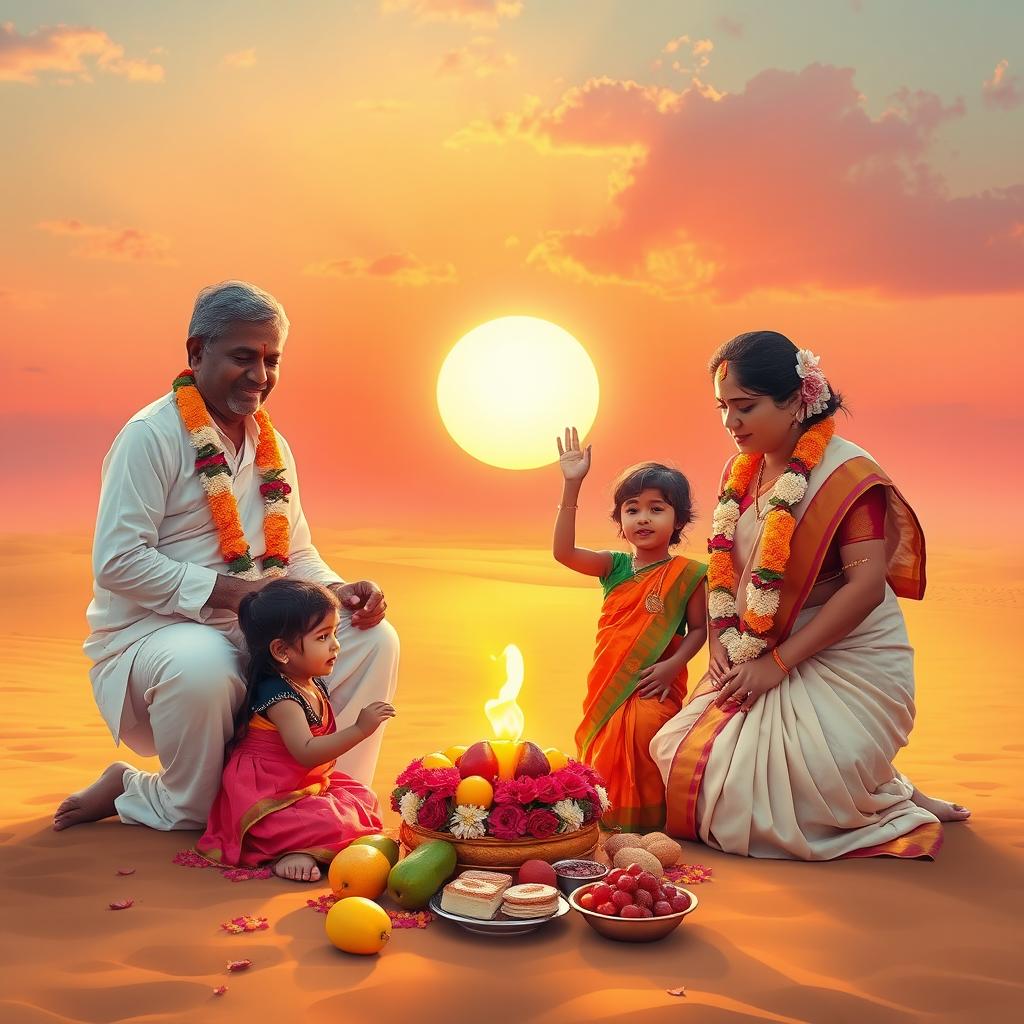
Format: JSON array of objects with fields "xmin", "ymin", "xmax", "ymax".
[
  {"xmin": 612, "ymin": 847, "xmax": 663, "ymax": 876},
  {"xmin": 602, "ymin": 833, "xmax": 635, "ymax": 859},
  {"xmin": 646, "ymin": 837, "xmax": 682, "ymax": 868}
]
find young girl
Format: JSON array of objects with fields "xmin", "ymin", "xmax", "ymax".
[
  {"xmin": 554, "ymin": 427, "xmax": 707, "ymax": 834},
  {"xmin": 197, "ymin": 579, "xmax": 395, "ymax": 882}
]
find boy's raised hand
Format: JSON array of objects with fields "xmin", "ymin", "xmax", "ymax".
[{"xmin": 557, "ymin": 426, "xmax": 591, "ymax": 481}]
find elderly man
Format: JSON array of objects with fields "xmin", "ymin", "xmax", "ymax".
[{"xmin": 54, "ymin": 281, "xmax": 399, "ymax": 831}]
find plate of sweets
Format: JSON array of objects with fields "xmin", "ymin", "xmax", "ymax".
[{"xmin": 430, "ymin": 870, "xmax": 570, "ymax": 936}]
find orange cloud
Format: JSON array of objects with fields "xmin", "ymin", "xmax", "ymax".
[
  {"xmin": 983, "ymin": 59, "xmax": 1022, "ymax": 111},
  {"xmin": 222, "ymin": 48, "xmax": 256, "ymax": 69},
  {"xmin": 437, "ymin": 36, "xmax": 516, "ymax": 77},
  {"xmin": 381, "ymin": 0, "xmax": 522, "ymax": 28},
  {"xmin": 352, "ymin": 98, "xmax": 410, "ymax": 113},
  {"xmin": 465, "ymin": 65, "xmax": 1024, "ymax": 300},
  {"xmin": 36, "ymin": 219, "xmax": 174, "ymax": 264},
  {"xmin": 0, "ymin": 22, "xmax": 164, "ymax": 84},
  {"xmin": 304, "ymin": 252, "xmax": 457, "ymax": 285}
]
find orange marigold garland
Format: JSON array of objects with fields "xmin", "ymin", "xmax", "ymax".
[
  {"xmin": 708, "ymin": 417, "xmax": 835, "ymax": 663},
  {"xmin": 172, "ymin": 369, "xmax": 290, "ymax": 579}
]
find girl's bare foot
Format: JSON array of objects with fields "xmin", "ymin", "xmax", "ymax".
[
  {"xmin": 53, "ymin": 761, "xmax": 132, "ymax": 831},
  {"xmin": 911, "ymin": 787, "xmax": 971, "ymax": 822},
  {"xmin": 274, "ymin": 853, "xmax": 321, "ymax": 882}
]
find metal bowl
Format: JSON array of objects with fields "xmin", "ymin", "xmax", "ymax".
[
  {"xmin": 568, "ymin": 881, "xmax": 698, "ymax": 943},
  {"xmin": 551, "ymin": 858, "xmax": 608, "ymax": 897}
]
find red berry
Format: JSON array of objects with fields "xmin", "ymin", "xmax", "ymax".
[
  {"xmin": 591, "ymin": 883, "xmax": 613, "ymax": 905},
  {"xmin": 616, "ymin": 874, "xmax": 639, "ymax": 893},
  {"xmin": 634, "ymin": 889, "xmax": 654, "ymax": 909},
  {"xmin": 611, "ymin": 889, "xmax": 634, "ymax": 910},
  {"xmin": 596, "ymin": 901, "xmax": 618, "ymax": 917},
  {"xmin": 626, "ymin": 863, "xmax": 644, "ymax": 877},
  {"xmin": 579, "ymin": 892, "xmax": 596, "ymax": 911},
  {"xmin": 606, "ymin": 868, "xmax": 625, "ymax": 885},
  {"xmin": 670, "ymin": 894, "xmax": 691, "ymax": 913},
  {"xmin": 638, "ymin": 907, "xmax": 654, "ymax": 918},
  {"xmin": 653, "ymin": 900, "xmax": 674, "ymax": 916},
  {"xmin": 620, "ymin": 904, "xmax": 644, "ymax": 919},
  {"xmin": 659, "ymin": 885, "xmax": 676, "ymax": 901},
  {"xmin": 637, "ymin": 874, "xmax": 661, "ymax": 895}
]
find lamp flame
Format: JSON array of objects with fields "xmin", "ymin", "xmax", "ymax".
[{"xmin": 484, "ymin": 644, "xmax": 525, "ymax": 743}]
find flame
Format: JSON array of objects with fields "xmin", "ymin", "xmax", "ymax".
[{"xmin": 484, "ymin": 644, "xmax": 525, "ymax": 743}]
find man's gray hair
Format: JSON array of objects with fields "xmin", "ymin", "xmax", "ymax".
[{"xmin": 187, "ymin": 281, "xmax": 290, "ymax": 347}]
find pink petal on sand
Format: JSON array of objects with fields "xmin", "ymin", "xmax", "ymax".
[
  {"xmin": 109, "ymin": 898, "xmax": 135, "ymax": 910},
  {"xmin": 213, "ymin": 985, "xmax": 228, "ymax": 996},
  {"xmin": 116, "ymin": 867, "xmax": 136, "ymax": 876},
  {"xmin": 219, "ymin": 915, "xmax": 268, "ymax": 934},
  {"xmin": 226, "ymin": 959, "xmax": 252, "ymax": 972},
  {"xmin": 667, "ymin": 987, "xmax": 687, "ymax": 997}
]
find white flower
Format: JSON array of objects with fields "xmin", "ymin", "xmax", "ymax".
[
  {"xmin": 399, "ymin": 790, "xmax": 423, "ymax": 825},
  {"xmin": 553, "ymin": 799, "xmax": 585, "ymax": 833},
  {"xmin": 771, "ymin": 472, "xmax": 808, "ymax": 507},
  {"xmin": 713, "ymin": 498, "xmax": 740, "ymax": 535},
  {"xmin": 795, "ymin": 349, "xmax": 821, "ymax": 379},
  {"xmin": 594, "ymin": 785, "xmax": 612, "ymax": 814},
  {"xmin": 745, "ymin": 583, "xmax": 780, "ymax": 617},
  {"xmin": 724, "ymin": 631, "xmax": 768, "ymax": 663},
  {"xmin": 708, "ymin": 589, "xmax": 737, "ymax": 620},
  {"xmin": 449, "ymin": 804, "xmax": 488, "ymax": 840},
  {"xmin": 189, "ymin": 425, "xmax": 222, "ymax": 451}
]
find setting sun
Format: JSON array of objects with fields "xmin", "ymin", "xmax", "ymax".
[{"xmin": 436, "ymin": 316, "xmax": 600, "ymax": 470}]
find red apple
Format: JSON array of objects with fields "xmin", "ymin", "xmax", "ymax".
[
  {"xmin": 518, "ymin": 859, "xmax": 557, "ymax": 887},
  {"xmin": 513, "ymin": 741, "xmax": 551, "ymax": 778},
  {"xmin": 458, "ymin": 741, "xmax": 499, "ymax": 782}
]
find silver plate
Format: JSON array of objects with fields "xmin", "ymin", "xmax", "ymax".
[{"xmin": 428, "ymin": 893, "xmax": 571, "ymax": 936}]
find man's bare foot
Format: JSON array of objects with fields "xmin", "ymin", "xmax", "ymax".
[
  {"xmin": 911, "ymin": 787, "xmax": 971, "ymax": 822},
  {"xmin": 53, "ymin": 761, "xmax": 132, "ymax": 831},
  {"xmin": 274, "ymin": 853, "xmax": 321, "ymax": 882}
]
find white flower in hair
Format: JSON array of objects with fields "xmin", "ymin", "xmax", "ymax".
[
  {"xmin": 795, "ymin": 349, "xmax": 831, "ymax": 418},
  {"xmin": 795, "ymin": 349, "xmax": 821, "ymax": 378}
]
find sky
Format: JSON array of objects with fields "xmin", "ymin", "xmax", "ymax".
[{"xmin": 2, "ymin": 0, "xmax": 1022, "ymax": 546}]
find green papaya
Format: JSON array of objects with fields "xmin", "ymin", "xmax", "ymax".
[{"xmin": 387, "ymin": 839, "xmax": 457, "ymax": 910}]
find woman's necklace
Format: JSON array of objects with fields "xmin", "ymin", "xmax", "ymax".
[{"xmin": 631, "ymin": 554, "xmax": 673, "ymax": 614}]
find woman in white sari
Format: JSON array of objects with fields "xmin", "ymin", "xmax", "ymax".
[{"xmin": 651, "ymin": 332, "xmax": 969, "ymax": 860}]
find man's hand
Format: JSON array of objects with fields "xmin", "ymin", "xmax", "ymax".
[
  {"xmin": 332, "ymin": 581, "xmax": 387, "ymax": 630},
  {"xmin": 207, "ymin": 574, "xmax": 267, "ymax": 614}
]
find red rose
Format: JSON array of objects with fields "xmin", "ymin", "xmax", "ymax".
[
  {"xmin": 532, "ymin": 775, "xmax": 566, "ymax": 804},
  {"xmin": 417, "ymin": 794, "xmax": 449, "ymax": 831},
  {"xmin": 488, "ymin": 804, "xmax": 528, "ymax": 840},
  {"xmin": 396, "ymin": 759, "xmax": 425, "ymax": 787},
  {"xmin": 513, "ymin": 776, "xmax": 540, "ymax": 804},
  {"xmin": 526, "ymin": 808, "xmax": 559, "ymax": 839}
]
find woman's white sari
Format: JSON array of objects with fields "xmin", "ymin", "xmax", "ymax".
[{"xmin": 651, "ymin": 436, "xmax": 942, "ymax": 860}]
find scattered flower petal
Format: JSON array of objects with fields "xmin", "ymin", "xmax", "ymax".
[
  {"xmin": 174, "ymin": 850, "xmax": 272, "ymax": 881},
  {"xmin": 667, "ymin": 986, "xmax": 687, "ymax": 997},
  {"xmin": 220, "ymin": 915, "xmax": 268, "ymax": 934},
  {"xmin": 173, "ymin": 850, "xmax": 218, "ymax": 869},
  {"xmin": 306, "ymin": 893, "xmax": 339, "ymax": 914},
  {"xmin": 387, "ymin": 909, "xmax": 433, "ymax": 929},
  {"xmin": 116, "ymin": 867, "xmax": 136, "ymax": 876},
  {"xmin": 222, "ymin": 867, "xmax": 273, "ymax": 882},
  {"xmin": 109, "ymin": 898, "xmax": 135, "ymax": 910},
  {"xmin": 213, "ymin": 985, "xmax": 228, "ymax": 996},
  {"xmin": 664, "ymin": 864, "xmax": 713, "ymax": 885},
  {"xmin": 226, "ymin": 959, "xmax": 252, "ymax": 972}
]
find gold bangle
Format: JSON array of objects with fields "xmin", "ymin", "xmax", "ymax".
[
  {"xmin": 558, "ymin": 504, "xmax": 578, "ymax": 510},
  {"xmin": 841, "ymin": 557, "xmax": 870, "ymax": 571},
  {"xmin": 771, "ymin": 647, "xmax": 790, "ymax": 674}
]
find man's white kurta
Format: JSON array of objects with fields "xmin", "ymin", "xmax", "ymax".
[{"xmin": 84, "ymin": 393, "xmax": 343, "ymax": 744}]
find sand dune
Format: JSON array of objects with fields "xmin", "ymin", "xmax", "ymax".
[{"xmin": 0, "ymin": 534, "xmax": 1021, "ymax": 1023}]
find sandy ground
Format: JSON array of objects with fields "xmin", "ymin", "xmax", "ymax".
[{"xmin": 0, "ymin": 534, "xmax": 1021, "ymax": 1024}]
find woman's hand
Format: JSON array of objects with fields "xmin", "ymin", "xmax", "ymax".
[
  {"xmin": 557, "ymin": 426, "xmax": 591, "ymax": 481},
  {"xmin": 636, "ymin": 660, "xmax": 678, "ymax": 701},
  {"xmin": 708, "ymin": 635, "xmax": 731, "ymax": 686},
  {"xmin": 713, "ymin": 655, "xmax": 786, "ymax": 713},
  {"xmin": 356, "ymin": 701, "xmax": 396, "ymax": 737}
]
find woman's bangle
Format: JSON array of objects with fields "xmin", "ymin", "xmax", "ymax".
[
  {"xmin": 558, "ymin": 504, "xmax": 578, "ymax": 510},
  {"xmin": 771, "ymin": 647, "xmax": 790, "ymax": 674}
]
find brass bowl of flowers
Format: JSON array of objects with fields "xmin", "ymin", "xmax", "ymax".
[{"xmin": 400, "ymin": 820, "xmax": 600, "ymax": 871}]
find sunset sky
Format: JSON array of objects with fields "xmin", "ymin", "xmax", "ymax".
[{"xmin": 4, "ymin": 1, "xmax": 1022, "ymax": 547}]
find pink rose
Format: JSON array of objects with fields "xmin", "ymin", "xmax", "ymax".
[
  {"xmin": 396, "ymin": 760, "xmax": 425, "ymax": 788},
  {"xmin": 513, "ymin": 776, "xmax": 540, "ymax": 804},
  {"xmin": 415, "ymin": 767, "xmax": 460, "ymax": 798},
  {"xmin": 417, "ymin": 794, "xmax": 449, "ymax": 831},
  {"xmin": 560, "ymin": 773, "xmax": 590, "ymax": 799},
  {"xmin": 532, "ymin": 775, "xmax": 567, "ymax": 804},
  {"xmin": 800, "ymin": 371, "xmax": 826, "ymax": 405},
  {"xmin": 526, "ymin": 808, "xmax": 559, "ymax": 839},
  {"xmin": 488, "ymin": 804, "xmax": 528, "ymax": 840}
]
